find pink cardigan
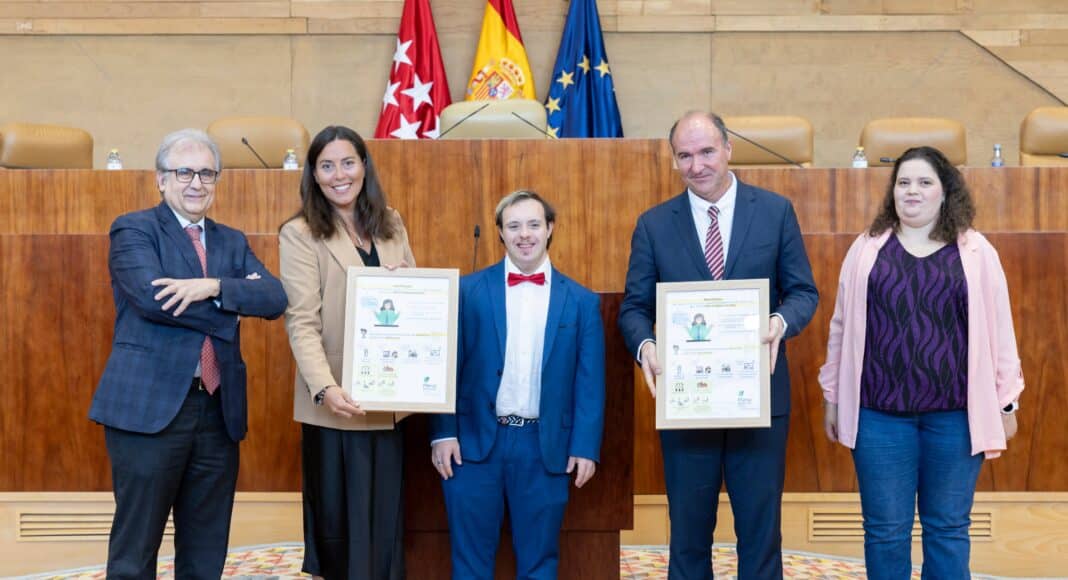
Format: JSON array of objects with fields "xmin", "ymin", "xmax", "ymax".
[{"xmin": 818, "ymin": 230, "xmax": 1025, "ymax": 459}]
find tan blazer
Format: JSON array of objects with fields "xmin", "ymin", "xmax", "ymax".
[{"xmin": 279, "ymin": 210, "xmax": 416, "ymax": 430}]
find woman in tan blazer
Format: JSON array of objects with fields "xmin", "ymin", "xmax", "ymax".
[{"xmin": 279, "ymin": 125, "xmax": 415, "ymax": 580}]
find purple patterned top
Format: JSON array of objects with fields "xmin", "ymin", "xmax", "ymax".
[{"xmin": 860, "ymin": 235, "xmax": 969, "ymax": 412}]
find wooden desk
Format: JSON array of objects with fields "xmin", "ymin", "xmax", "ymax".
[{"xmin": 1, "ymin": 140, "xmax": 1065, "ymax": 575}]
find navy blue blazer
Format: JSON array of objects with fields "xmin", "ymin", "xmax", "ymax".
[
  {"xmin": 89, "ymin": 202, "xmax": 287, "ymax": 442},
  {"xmin": 429, "ymin": 260, "xmax": 606, "ymax": 474},
  {"xmin": 618, "ymin": 182, "xmax": 819, "ymax": 416}
]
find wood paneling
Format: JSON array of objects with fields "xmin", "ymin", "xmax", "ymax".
[
  {"xmin": 2, "ymin": 0, "xmax": 1067, "ymax": 169},
  {"xmin": 0, "ymin": 2, "xmax": 291, "ymax": 19},
  {"xmin": 0, "ymin": 17, "xmax": 306, "ymax": 34},
  {"xmin": 0, "ymin": 236, "xmax": 113, "ymax": 492},
  {"xmin": 4, "ymin": 32, "xmax": 1063, "ymax": 169},
  {"xmin": 1, "ymin": 145, "xmax": 1065, "ymax": 499}
]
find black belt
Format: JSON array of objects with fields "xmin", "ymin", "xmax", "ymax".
[
  {"xmin": 190, "ymin": 377, "xmax": 215, "ymax": 395},
  {"xmin": 497, "ymin": 415, "xmax": 538, "ymax": 427}
]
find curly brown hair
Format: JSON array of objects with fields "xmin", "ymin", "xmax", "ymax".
[
  {"xmin": 282, "ymin": 125, "xmax": 396, "ymax": 241},
  {"xmin": 868, "ymin": 146, "xmax": 975, "ymax": 243}
]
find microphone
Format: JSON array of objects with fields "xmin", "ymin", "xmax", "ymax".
[
  {"xmin": 438, "ymin": 103, "xmax": 491, "ymax": 139},
  {"xmin": 241, "ymin": 137, "xmax": 270, "ymax": 169},
  {"xmin": 724, "ymin": 127, "xmax": 803, "ymax": 168},
  {"xmin": 510, "ymin": 112, "xmax": 554, "ymax": 139},
  {"xmin": 879, "ymin": 157, "xmax": 896, "ymax": 164},
  {"xmin": 471, "ymin": 225, "xmax": 481, "ymax": 272}
]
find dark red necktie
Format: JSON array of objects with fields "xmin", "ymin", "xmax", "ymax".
[
  {"xmin": 704, "ymin": 205, "xmax": 725, "ymax": 280},
  {"xmin": 185, "ymin": 225, "xmax": 221, "ymax": 394},
  {"xmin": 507, "ymin": 272, "xmax": 546, "ymax": 287}
]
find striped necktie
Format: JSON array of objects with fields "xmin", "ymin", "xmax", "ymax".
[{"xmin": 704, "ymin": 205, "xmax": 725, "ymax": 280}]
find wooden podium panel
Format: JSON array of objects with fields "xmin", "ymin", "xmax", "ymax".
[{"xmin": 1, "ymin": 142, "xmax": 1065, "ymax": 501}]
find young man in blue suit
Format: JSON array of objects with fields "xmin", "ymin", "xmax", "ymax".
[
  {"xmin": 430, "ymin": 190, "xmax": 606, "ymax": 579},
  {"xmin": 619, "ymin": 111, "xmax": 819, "ymax": 579},
  {"xmin": 89, "ymin": 129, "xmax": 287, "ymax": 579}
]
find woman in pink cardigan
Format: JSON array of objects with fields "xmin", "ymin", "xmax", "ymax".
[{"xmin": 818, "ymin": 146, "xmax": 1024, "ymax": 579}]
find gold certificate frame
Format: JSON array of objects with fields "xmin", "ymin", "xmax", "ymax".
[
  {"xmin": 655, "ymin": 279, "xmax": 771, "ymax": 429},
  {"xmin": 341, "ymin": 267, "xmax": 459, "ymax": 413}
]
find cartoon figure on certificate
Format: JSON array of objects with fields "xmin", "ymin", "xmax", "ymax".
[
  {"xmin": 687, "ymin": 313, "xmax": 710, "ymax": 341},
  {"xmin": 375, "ymin": 298, "xmax": 399, "ymax": 326}
]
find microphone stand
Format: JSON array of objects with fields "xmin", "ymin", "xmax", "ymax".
[
  {"xmin": 438, "ymin": 103, "xmax": 491, "ymax": 139},
  {"xmin": 471, "ymin": 225, "xmax": 481, "ymax": 272},
  {"xmin": 723, "ymin": 127, "xmax": 803, "ymax": 168},
  {"xmin": 241, "ymin": 137, "xmax": 270, "ymax": 168}
]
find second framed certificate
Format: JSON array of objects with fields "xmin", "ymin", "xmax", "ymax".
[
  {"xmin": 655, "ymin": 279, "xmax": 770, "ymax": 429},
  {"xmin": 341, "ymin": 267, "xmax": 459, "ymax": 413}
]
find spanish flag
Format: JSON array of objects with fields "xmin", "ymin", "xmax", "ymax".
[{"xmin": 465, "ymin": 0, "xmax": 536, "ymax": 100}]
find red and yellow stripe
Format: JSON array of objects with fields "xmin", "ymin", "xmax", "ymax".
[{"xmin": 466, "ymin": 0, "xmax": 536, "ymax": 100}]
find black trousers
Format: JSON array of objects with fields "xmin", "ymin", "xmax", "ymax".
[
  {"xmin": 301, "ymin": 423, "xmax": 405, "ymax": 580},
  {"xmin": 104, "ymin": 384, "xmax": 239, "ymax": 580}
]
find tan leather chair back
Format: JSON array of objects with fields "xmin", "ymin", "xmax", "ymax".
[
  {"xmin": 1020, "ymin": 107, "xmax": 1068, "ymax": 167},
  {"xmin": 439, "ymin": 99, "xmax": 548, "ymax": 139},
  {"xmin": 207, "ymin": 116, "xmax": 310, "ymax": 169},
  {"xmin": 0, "ymin": 122, "xmax": 94, "ymax": 169},
  {"xmin": 860, "ymin": 118, "xmax": 966, "ymax": 167},
  {"xmin": 723, "ymin": 116, "xmax": 813, "ymax": 167}
]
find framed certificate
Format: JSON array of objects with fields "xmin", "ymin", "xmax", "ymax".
[
  {"xmin": 655, "ymin": 279, "xmax": 771, "ymax": 429},
  {"xmin": 341, "ymin": 267, "xmax": 459, "ymax": 413}
]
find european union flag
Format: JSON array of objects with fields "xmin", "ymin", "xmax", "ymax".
[{"xmin": 544, "ymin": 0, "xmax": 623, "ymax": 138}]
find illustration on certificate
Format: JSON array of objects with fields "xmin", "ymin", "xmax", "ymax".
[{"xmin": 664, "ymin": 288, "xmax": 763, "ymax": 420}]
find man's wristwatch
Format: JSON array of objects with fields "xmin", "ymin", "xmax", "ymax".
[{"xmin": 1001, "ymin": 400, "xmax": 1019, "ymax": 415}]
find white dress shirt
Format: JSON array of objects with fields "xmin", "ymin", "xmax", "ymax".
[
  {"xmin": 169, "ymin": 206, "xmax": 207, "ymax": 247},
  {"xmin": 635, "ymin": 172, "xmax": 785, "ymax": 362},
  {"xmin": 496, "ymin": 256, "xmax": 552, "ymax": 418},
  {"xmin": 687, "ymin": 171, "xmax": 737, "ymax": 263},
  {"xmin": 169, "ymin": 207, "xmax": 217, "ymax": 377}
]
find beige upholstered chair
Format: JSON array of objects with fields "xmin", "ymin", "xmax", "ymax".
[
  {"xmin": 206, "ymin": 116, "xmax": 310, "ymax": 169},
  {"xmin": 1020, "ymin": 107, "xmax": 1068, "ymax": 167},
  {"xmin": 859, "ymin": 118, "xmax": 967, "ymax": 167},
  {"xmin": 438, "ymin": 99, "xmax": 548, "ymax": 139},
  {"xmin": 0, "ymin": 122, "xmax": 94, "ymax": 169},
  {"xmin": 723, "ymin": 116, "xmax": 813, "ymax": 167}
]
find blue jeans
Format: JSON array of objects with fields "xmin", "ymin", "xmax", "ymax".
[{"xmin": 852, "ymin": 408, "xmax": 983, "ymax": 580}]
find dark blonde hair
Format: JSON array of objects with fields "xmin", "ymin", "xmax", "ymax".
[{"xmin": 494, "ymin": 189, "xmax": 557, "ymax": 248}]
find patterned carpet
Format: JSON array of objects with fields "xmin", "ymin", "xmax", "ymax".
[{"xmin": 17, "ymin": 543, "xmax": 1025, "ymax": 579}]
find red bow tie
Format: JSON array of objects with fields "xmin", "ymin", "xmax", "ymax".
[{"xmin": 507, "ymin": 272, "xmax": 546, "ymax": 286}]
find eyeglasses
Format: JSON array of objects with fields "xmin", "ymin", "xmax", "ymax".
[{"xmin": 167, "ymin": 167, "xmax": 219, "ymax": 184}]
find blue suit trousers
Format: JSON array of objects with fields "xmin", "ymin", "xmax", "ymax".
[{"xmin": 442, "ymin": 423, "xmax": 570, "ymax": 580}]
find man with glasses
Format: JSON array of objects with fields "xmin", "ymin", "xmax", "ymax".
[{"xmin": 89, "ymin": 129, "xmax": 287, "ymax": 578}]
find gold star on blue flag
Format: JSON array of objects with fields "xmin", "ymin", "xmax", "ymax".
[{"xmin": 544, "ymin": 0, "xmax": 623, "ymax": 138}]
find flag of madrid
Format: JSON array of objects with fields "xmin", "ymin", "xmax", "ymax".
[{"xmin": 374, "ymin": 0, "xmax": 452, "ymax": 139}]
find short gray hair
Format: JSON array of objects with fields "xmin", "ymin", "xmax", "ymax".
[
  {"xmin": 155, "ymin": 129, "xmax": 222, "ymax": 173},
  {"xmin": 668, "ymin": 110, "xmax": 730, "ymax": 150}
]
